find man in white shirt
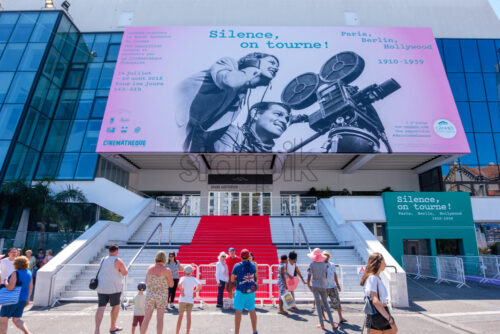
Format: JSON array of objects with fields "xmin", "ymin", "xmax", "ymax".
[{"xmin": 0, "ymin": 248, "xmax": 16, "ymax": 283}]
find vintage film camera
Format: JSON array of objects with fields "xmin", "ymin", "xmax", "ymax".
[{"xmin": 281, "ymin": 51, "xmax": 401, "ymax": 153}]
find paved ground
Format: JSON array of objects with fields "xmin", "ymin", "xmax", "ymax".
[{"xmin": 5, "ymin": 277, "xmax": 500, "ymax": 333}]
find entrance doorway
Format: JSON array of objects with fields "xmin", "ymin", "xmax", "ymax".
[
  {"xmin": 403, "ymin": 239, "xmax": 431, "ymax": 256},
  {"xmin": 208, "ymin": 192, "xmax": 272, "ymax": 216}
]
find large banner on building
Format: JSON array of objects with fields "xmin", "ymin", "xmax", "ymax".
[{"xmin": 96, "ymin": 26, "xmax": 469, "ymax": 154}]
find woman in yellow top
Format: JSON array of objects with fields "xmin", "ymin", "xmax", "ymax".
[{"xmin": 140, "ymin": 251, "xmax": 174, "ymax": 334}]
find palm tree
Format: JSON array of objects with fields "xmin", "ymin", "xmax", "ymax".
[{"xmin": 1, "ymin": 179, "xmax": 87, "ymax": 250}]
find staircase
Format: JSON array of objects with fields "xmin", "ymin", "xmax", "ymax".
[
  {"xmin": 54, "ymin": 214, "xmax": 365, "ymax": 303},
  {"xmin": 176, "ymin": 216, "xmax": 278, "ymax": 265}
]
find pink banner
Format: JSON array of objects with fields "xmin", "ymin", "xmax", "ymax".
[{"xmin": 97, "ymin": 26, "xmax": 469, "ymax": 154}]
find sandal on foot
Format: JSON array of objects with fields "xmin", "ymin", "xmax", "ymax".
[
  {"xmin": 316, "ymin": 324, "xmax": 325, "ymax": 329},
  {"xmin": 278, "ymin": 310, "xmax": 288, "ymax": 315},
  {"xmin": 110, "ymin": 327, "xmax": 123, "ymax": 333},
  {"xmin": 340, "ymin": 318, "xmax": 348, "ymax": 323},
  {"xmin": 332, "ymin": 323, "xmax": 339, "ymax": 329}
]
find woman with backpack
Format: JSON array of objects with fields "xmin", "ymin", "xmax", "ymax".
[{"xmin": 360, "ymin": 252, "xmax": 398, "ymax": 334}]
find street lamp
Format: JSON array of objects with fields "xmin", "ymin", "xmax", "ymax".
[{"xmin": 45, "ymin": 0, "xmax": 54, "ymax": 9}]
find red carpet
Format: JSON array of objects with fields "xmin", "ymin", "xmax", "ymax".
[{"xmin": 176, "ymin": 216, "xmax": 278, "ymax": 265}]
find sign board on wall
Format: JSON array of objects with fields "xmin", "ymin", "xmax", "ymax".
[
  {"xmin": 96, "ymin": 27, "xmax": 469, "ymax": 154},
  {"xmin": 382, "ymin": 192, "xmax": 478, "ymax": 263}
]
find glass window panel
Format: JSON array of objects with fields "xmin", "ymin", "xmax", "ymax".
[
  {"xmin": 65, "ymin": 64, "xmax": 86, "ymax": 89},
  {"xmin": 0, "ymin": 43, "xmax": 5, "ymax": 55},
  {"xmin": 30, "ymin": 74, "xmax": 50, "ymax": 111},
  {"xmin": 4, "ymin": 143, "xmax": 28, "ymax": 179},
  {"xmin": 0, "ymin": 72, "xmax": 15, "ymax": 104},
  {"xmin": 95, "ymin": 89, "xmax": 109, "ymax": 98},
  {"xmin": 110, "ymin": 33, "xmax": 123, "ymax": 44},
  {"xmin": 17, "ymin": 108, "xmax": 38, "ymax": 145},
  {"xmin": 475, "ymin": 133, "xmax": 497, "ymax": 165},
  {"xmin": 29, "ymin": 113, "xmax": 49, "ymax": 151},
  {"xmin": 0, "ymin": 13, "xmax": 19, "ymax": 43},
  {"xmin": 30, "ymin": 12, "xmax": 58, "ymax": 43},
  {"xmin": 106, "ymin": 44, "xmax": 120, "ymax": 62},
  {"xmin": 489, "ymin": 102, "xmax": 500, "ymax": 132},
  {"xmin": 0, "ymin": 43, "xmax": 26, "ymax": 71},
  {"xmin": 460, "ymin": 40, "xmax": 481, "ymax": 72},
  {"xmin": 436, "ymin": 39, "xmax": 446, "ymax": 67},
  {"xmin": 483, "ymin": 73, "xmax": 499, "ymax": 102},
  {"xmin": 81, "ymin": 120, "xmax": 102, "ymax": 152},
  {"xmin": 477, "ymin": 40, "xmax": 499, "ymax": 73},
  {"xmin": 9, "ymin": 13, "xmax": 38, "ymax": 43},
  {"xmin": 52, "ymin": 17, "xmax": 71, "ymax": 52},
  {"xmin": 18, "ymin": 43, "xmax": 47, "ymax": 71},
  {"xmin": 80, "ymin": 90, "xmax": 95, "ymax": 100},
  {"xmin": 65, "ymin": 120, "xmax": 87, "ymax": 152},
  {"xmin": 442, "ymin": 40, "xmax": 464, "ymax": 72},
  {"xmin": 72, "ymin": 37, "xmax": 90, "ymax": 63},
  {"xmin": 74, "ymin": 153, "xmax": 98, "ymax": 179},
  {"xmin": 470, "ymin": 102, "xmax": 492, "ymax": 132},
  {"xmin": 75, "ymin": 100, "xmax": 92, "ymax": 119},
  {"xmin": 52, "ymin": 56, "xmax": 69, "ymax": 87},
  {"xmin": 92, "ymin": 34, "xmax": 110, "ymax": 62},
  {"xmin": 56, "ymin": 153, "xmax": 79, "ymax": 179},
  {"xmin": 82, "ymin": 34, "xmax": 95, "ymax": 49},
  {"xmin": 495, "ymin": 134, "xmax": 500, "ymax": 163},
  {"xmin": 460, "ymin": 133, "xmax": 478, "ymax": 167},
  {"xmin": 98, "ymin": 63, "xmax": 115, "ymax": 89},
  {"xmin": 465, "ymin": 73, "xmax": 486, "ymax": 101},
  {"xmin": 45, "ymin": 120, "xmax": 70, "ymax": 152},
  {"xmin": 447, "ymin": 73, "xmax": 468, "ymax": 101},
  {"xmin": 83, "ymin": 63, "xmax": 103, "ymax": 89},
  {"xmin": 456, "ymin": 102, "xmax": 473, "ymax": 132},
  {"xmin": 61, "ymin": 28, "xmax": 78, "ymax": 59},
  {"xmin": 5, "ymin": 72, "xmax": 36, "ymax": 104},
  {"xmin": 42, "ymin": 47, "xmax": 60, "ymax": 80},
  {"xmin": 41, "ymin": 82, "xmax": 60, "ymax": 117},
  {"xmin": 0, "ymin": 140, "xmax": 10, "ymax": 169},
  {"xmin": 0, "ymin": 104, "xmax": 23, "ymax": 140},
  {"xmin": 19, "ymin": 148, "xmax": 39, "ymax": 180},
  {"xmin": 91, "ymin": 98, "xmax": 107, "ymax": 118},
  {"xmin": 35, "ymin": 153, "xmax": 60, "ymax": 179},
  {"xmin": 55, "ymin": 91, "xmax": 78, "ymax": 119}
]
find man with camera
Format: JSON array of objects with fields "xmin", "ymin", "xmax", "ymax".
[{"xmin": 176, "ymin": 53, "xmax": 280, "ymax": 152}]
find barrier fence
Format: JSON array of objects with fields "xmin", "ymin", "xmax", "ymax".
[
  {"xmin": 50, "ymin": 263, "xmax": 367, "ymax": 307},
  {"xmin": 403, "ymin": 255, "xmax": 500, "ymax": 288}
]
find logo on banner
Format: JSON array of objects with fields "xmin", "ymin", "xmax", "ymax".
[
  {"xmin": 433, "ymin": 119, "xmax": 457, "ymax": 139},
  {"xmin": 357, "ymin": 266, "xmax": 365, "ymax": 275}
]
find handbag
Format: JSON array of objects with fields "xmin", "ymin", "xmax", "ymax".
[
  {"xmin": 0, "ymin": 272, "xmax": 23, "ymax": 306},
  {"xmin": 89, "ymin": 258, "xmax": 105, "ymax": 290}
]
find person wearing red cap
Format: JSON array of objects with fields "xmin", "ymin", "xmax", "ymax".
[
  {"xmin": 231, "ymin": 249, "xmax": 258, "ymax": 334},
  {"xmin": 225, "ymin": 247, "xmax": 241, "ymax": 299}
]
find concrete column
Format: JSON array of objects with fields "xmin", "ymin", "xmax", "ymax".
[{"xmin": 13, "ymin": 208, "xmax": 30, "ymax": 249}]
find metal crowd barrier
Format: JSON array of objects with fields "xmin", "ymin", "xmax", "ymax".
[{"xmin": 402, "ymin": 255, "xmax": 500, "ymax": 288}]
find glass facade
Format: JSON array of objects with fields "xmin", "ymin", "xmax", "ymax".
[
  {"xmin": 0, "ymin": 11, "xmax": 123, "ymax": 183},
  {"xmin": 436, "ymin": 39, "xmax": 500, "ymax": 196}
]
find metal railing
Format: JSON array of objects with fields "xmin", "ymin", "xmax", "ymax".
[
  {"xmin": 283, "ymin": 200, "xmax": 296, "ymax": 246},
  {"xmin": 297, "ymin": 223, "xmax": 311, "ymax": 252},
  {"xmin": 153, "ymin": 195, "xmax": 319, "ymax": 216},
  {"xmin": 169, "ymin": 200, "xmax": 189, "ymax": 245},
  {"xmin": 403, "ymin": 255, "xmax": 469, "ymax": 288},
  {"xmin": 122, "ymin": 222, "xmax": 163, "ymax": 308}
]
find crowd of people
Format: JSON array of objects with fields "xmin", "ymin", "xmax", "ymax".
[
  {"xmin": 91, "ymin": 244, "xmax": 396, "ymax": 334},
  {"xmin": 0, "ymin": 244, "xmax": 396, "ymax": 334}
]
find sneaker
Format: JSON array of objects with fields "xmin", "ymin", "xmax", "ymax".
[
  {"xmin": 169, "ymin": 303, "xmax": 174, "ymax": 308},
  {"xmin": 216, "ymin": 304, "xmax": 222, "ymax": 308}
]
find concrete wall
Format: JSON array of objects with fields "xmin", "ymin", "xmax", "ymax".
[
  {"xmin": 4, "ymin": 0, "xmax": 500, "ymax": 38},
  {"xmin": 132, "ymin": 169, "xmax": 419, "ymax": 193}
]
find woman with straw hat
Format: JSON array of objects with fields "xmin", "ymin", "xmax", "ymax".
[{"xmin": 306, "ymin": 248, "xmax": 338, "ymax": 331}]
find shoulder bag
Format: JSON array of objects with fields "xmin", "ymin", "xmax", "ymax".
[
  {"xmin": 0, "ymin": 271, "xmax": 23, "ymax": 306},
  {"xmin": 89, "ymin": 258, "xmax": 105, "ymax": 290}
]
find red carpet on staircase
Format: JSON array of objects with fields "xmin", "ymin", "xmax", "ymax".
[{"xmin": 176, "ymin": 216, "xmax": 278, "ymax": 265}]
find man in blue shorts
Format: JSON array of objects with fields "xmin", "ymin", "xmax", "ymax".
[{"xmin": 231, "ymin": 249, "xmax": 258, "ymax": 334}]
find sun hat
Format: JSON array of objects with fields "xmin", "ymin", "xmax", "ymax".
[
  {"xmin": 240, "ymin": 249, "xmax": 250, "ymax": 259},
  {"xmin": 184, "ymin": 265, "xmax": 194, "ymax": 275},
  {"xmin": 322, "ymin": 250, "xmax": 331, "ymax": 259},
  {"xmin": 219, "ymin": 251, "xmax": 228, "ymax": 260},
  {"xmin": 307, "ymin": 248, "xmax": 327, "ymax": 263},
  {"xmin": 228, "ymin": 247, "xmax": 235, "ymax": 252}
]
